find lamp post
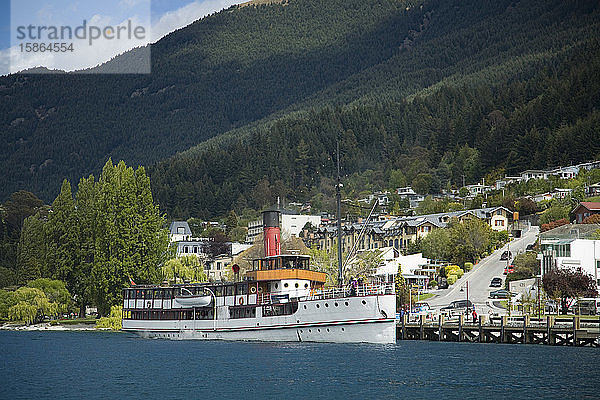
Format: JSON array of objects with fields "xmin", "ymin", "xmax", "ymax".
[{"xmin": 460, "ymin": 281, "xmax": 470, "ymax": 318}]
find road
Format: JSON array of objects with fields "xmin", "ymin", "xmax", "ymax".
[{"xmin": 427, "ymin": 224, "xmax": 540, "ymax": 315}]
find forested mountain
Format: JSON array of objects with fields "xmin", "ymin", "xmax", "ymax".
[{"xmin": 2, "ymin": 0, "xmax": 600, "ymax": 219}]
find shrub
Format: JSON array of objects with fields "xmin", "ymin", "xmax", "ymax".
[
  {"xmin": 447, "ymin": 274, "xmax": 458, "ymax": 285},
  {"xmin": 464, "ymin": 262, "xmax": 473, "ymax": 271},
  {"xmin": 429, "ymin": 280, "xmax": 437, "ymax": 288},
  {"xmin": 95, "ymin": 305, "xmax": 122, "ymax": 331},
  {"xmin": 455, "ymin": 269, "xmax": 464, "ymax": 279},
  {"xmin": 446, "ymin": 265, "xmax": 461, "ymax": 275}
]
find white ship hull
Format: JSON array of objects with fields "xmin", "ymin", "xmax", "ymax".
[{"xmin": 122, "ymin": 294, "xmax": 396, "ymax": 344}]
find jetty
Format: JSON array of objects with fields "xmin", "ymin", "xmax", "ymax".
[{"xmin": 397, "ymin": 315, "xmax": 600, "ymax": 346}]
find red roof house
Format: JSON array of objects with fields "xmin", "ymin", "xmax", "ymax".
[{"xmin": 572, "ymin": 202, "xmax": 600, "ymax": 223}]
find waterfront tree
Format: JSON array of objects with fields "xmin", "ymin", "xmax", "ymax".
[
  {"xmin": 543, "ymin": 267, "xmax": 598, "ymax": 314},
  {"xmin": 92, "ymin": 160, "xmax": 171, "ymax": 316}
]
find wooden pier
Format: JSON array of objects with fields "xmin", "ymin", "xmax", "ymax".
[{"xmin": 397, "ymin": 315, "xmax": 600, "ymax": 346}]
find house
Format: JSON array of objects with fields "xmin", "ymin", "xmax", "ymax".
[
  {"xmin": 572, "ymin": 202, "xmax": 600, "ymax": 224},
  {"xmin": 397, "ymin": 187, "xmax": 416, "ymax": 196},
  {"xmin": 374, "ymin": 248, "xmax": 430, "ymax": 288},
  {"xmin": 550, "ymin": 166, "xmax": 579, "ymax": 180},
  {"xmin": 577, "ymin": 160, "xmax": 600, "ymax": 171},
  {"xmin": 204, "ymin": 254, "xmax": 233, "ymax": 281},
  {"xmin": 520, "ymin": 170, "xmax": 549, "ymax": 181},
  {"xmin": 246, "ymin": 209, "xmax": 321, "ymax": 243},
  {"xmin": 169, "ymin": 221, "xmax": 192, "ymax": 242},
  {"xmin": 552, "ymin": 188, "xmax": 573, "ymax": 200},
  {"xmin": 538, "ymin": 223, "xmax": 600, "ymax": 285},
  {"xmin": 313, "ymin": 206, "xmax": 512, "ymax": 254},
  {"xmin": 586, "ymin": 183, "xmax": 600, "ymax": 197},
  {"xmin": 531, "ymin": 192, "xmax": 554, "ymax": 203},
  {"xmin": 396, "ymin": 186, "xmax": 425, "ymax": 208},
  {"xmin": 464, "ymin": 183, "xmax": 494, "ymax": 198}
]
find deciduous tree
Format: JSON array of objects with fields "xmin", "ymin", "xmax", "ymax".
[{"xmin": 543, "ymin": 267, "xmax": 598, "ymax": 314}]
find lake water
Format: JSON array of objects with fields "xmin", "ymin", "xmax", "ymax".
[{"xmin": 1, "ymin": 331, "xmax": 599, "ymax": 399}]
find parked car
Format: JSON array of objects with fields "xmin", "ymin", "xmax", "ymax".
[
  {"xmin": 503, "ymin": 265, "xmax": 515, "ymax": 275},
  {"xmin": 489, "ymin": 289, "xmax": 513, "ymax": 299},
  {"xmin": 440, "ymin": 299, "xmax": 474, "ymax": 313},
  {"xmin": 489, "ymin": 277, "xmax": 503, "ymax": 287},
  {"xmin": 438, "ymin": 278, "xmax": 449, "ymax": 289},
  {"xmin": 526, "ymin": 243, "xmax": 535, "ymax": 251},
  {"xmin": 569, "ymin": 298, "xmax": 600, "ymax": 315},
  {"xmin": 500, "ymin": 250, "xmax": 512, "ymax": 261},
  {"xmin": 545, "ymin": 300, "xmax": 558, "ymax": 313},
  {"xmin": 411, "ymin": 302, "xmax": 431, "ymax": 315}
]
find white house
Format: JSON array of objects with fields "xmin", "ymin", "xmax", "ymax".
[
  {"xmin": 169, "ymin": 221, "xmax": 193, "ymax": 242},
  {"xmin": 538, "ymin": 224, "xmax": 600, "ymax": 286},
  {"xmin": 464, "ymin": 183, "xmax": 494, "ymax": 198},
  {"xmin": 520, "ymin": 170, "xmax": 549, "ymax": 181},
  {"xmin": 374, "ymin": 247, "xmax": 429, "ymax": 285},
  {"xmin": 246, "ymin": 210, "xmax": 321, "ymax": 243}
]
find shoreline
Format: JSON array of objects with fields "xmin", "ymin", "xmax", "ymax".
[{"xmin": 0, "ymin": 322, "xmax": 107, "ymax": 331}]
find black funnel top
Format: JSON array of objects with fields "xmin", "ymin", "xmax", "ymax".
[{"xmin": 262, "ymin": 210, "xmax": 280, "ymax": 228}]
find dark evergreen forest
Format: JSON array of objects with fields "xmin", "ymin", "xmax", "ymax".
[{"xmin": 1, "ymin": 0, "xmax": 600, "ymax": 218}]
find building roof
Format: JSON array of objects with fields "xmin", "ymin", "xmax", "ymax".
[
  {"xmin": 576, "ymin": 202, "xmax": 600, "ymax": 211},
  {"xmin": 540, "ymin": 223, "xmax": 600, "ymax": 240},
  {"xmin": 169, "ymin": 221, "xmax": 192, "ymax": 235}
]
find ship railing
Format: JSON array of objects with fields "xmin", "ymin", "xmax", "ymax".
[{"xmin": 308, "ymin": 283, "xmax": 395, "ymax": 300}]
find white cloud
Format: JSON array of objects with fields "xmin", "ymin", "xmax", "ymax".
[
  {"xmin": 151, "ymin": 0, "xmax": 238, "ymax": 42},
  {"xmin": 2, "ymin": 0, "xmax": 241, "ymax": 75}
]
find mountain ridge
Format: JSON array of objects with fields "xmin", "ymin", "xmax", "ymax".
[{"xmin": 1, "ymin": 0, "xmax": 600, "ymax": 219}]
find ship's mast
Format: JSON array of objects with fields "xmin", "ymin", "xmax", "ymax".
[{"xmin": 336, "ymin": 139, "xmax": 343, "ymax": 287}]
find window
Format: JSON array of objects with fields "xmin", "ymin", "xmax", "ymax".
[
  {"xmin": 495, "ymin": 220, "xmax": 504, "ymax": 226},
  {"xmin": 556, "ymin": 244, "xmax": 571, "ymax": 257},
  {"xmin": 177, "ymin": 227, "xmax": 185, "ymax": 234},
  {"xmin": 183, "ymin": 246, "xmax": 189, "ymax": 253}
]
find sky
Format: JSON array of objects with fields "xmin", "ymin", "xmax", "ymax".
[{"xmin": 0, "ymin": 0, "xmax": 242, "ymax": 74}]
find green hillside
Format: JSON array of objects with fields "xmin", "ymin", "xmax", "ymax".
[
  {"xmin": 0, "ymin": 0, "xmax": 424, "ymax": 200},
  {"xmin": 2, "ymin": 0, "xmax": 600, "ymax": 219},
  {"xmin": 150, "ymin": 0, "xmax": 600, "ymax": 218}
]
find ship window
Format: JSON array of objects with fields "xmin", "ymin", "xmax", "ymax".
[
  {"xmin": 295, "ymin": 283, "xmax": 299, "ymax": 288},
  {"xmin": 304, "ymin": 284, "xmax": 309, "ymax": 289},
  {"xmin": 236, "ymin": 283, "xmax": 247, "ymax": 295},
  {"xmin": 214, "ymin": 286, "xmax": 223, "ymax": 297},
  {"xmin": 225, "ymin": 285, "xmax": 234, "ymax": 296},
  {"xmin": 275, "ymin": 283, "xmax": 279, "ymax": 289},
  {"xmin": 334, "ymin": 302, "xmax": 338, "ymax": 307},
  {"xmin": 325, "ymin": 303, "xmax": 329, "ymax": 307},
  {"xmin": 316, "ymin": 304, "xmax": 320, "ymax": 309},
  {"xmin": 345, "ymin": 302, "xmax": 349, "ymax": 306},
  {"xmin": 164, "ymin": 289, "xmax": 172, "ymax": 299},
  {"xmin": 284, "ymin": 283, "xmax": 289, "ymax": 288}
]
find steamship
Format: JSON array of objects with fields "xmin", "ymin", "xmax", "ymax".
[{"xmin": 121, "ymin": 210, "xmax": 396, "ymax": 343}]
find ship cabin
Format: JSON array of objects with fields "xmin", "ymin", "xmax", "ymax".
[
  {"xmin": 122, "ymin": 254, "xmax": 327, "ymax": 322},
  {"xmin": 245, "ymin": 254, "xmax": 327, "ymax": 302}
]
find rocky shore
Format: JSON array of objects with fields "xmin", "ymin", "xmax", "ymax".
[{"xmin": 0, "ymin": 322, "xmax": 102, "ymax": 331}]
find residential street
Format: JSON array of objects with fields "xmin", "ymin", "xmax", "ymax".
[{"xmin": 427, "ymin": 224, "xmax": 540, "ymax": 315}]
